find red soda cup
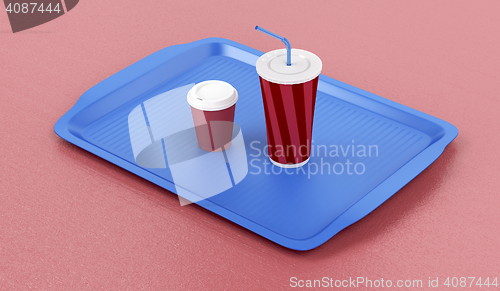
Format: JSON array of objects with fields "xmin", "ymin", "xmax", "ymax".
[{"xmin": 256, "ymin": 48, "xmax": 322, "ymax": 168}]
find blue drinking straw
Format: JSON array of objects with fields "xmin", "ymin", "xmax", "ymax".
[{"xmin": 255, "ymin": 26, "xmax": 291, "ymax": 66}]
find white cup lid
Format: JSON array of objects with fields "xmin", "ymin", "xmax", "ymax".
[
  {"xmin": 187, "ymin": 80, "xmax": 238, "ymax": 111},
  {"xmin": 256, "ymin": 49, "xmax": 322, "ymax": 85}
]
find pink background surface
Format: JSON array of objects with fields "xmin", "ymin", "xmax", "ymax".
[{"xmin": 1, "ymin": 1, "xmax": 499, "ymax": 290}]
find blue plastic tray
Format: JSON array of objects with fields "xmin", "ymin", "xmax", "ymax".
[{"xmin": 54, "ymin": 38, "xmax": 458, "ymax": 250}]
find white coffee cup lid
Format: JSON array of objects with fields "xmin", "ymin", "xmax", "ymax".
[
  {"xmin": 187, "ymin": 80, "xmax": 238, "ymax": 111},
  {"xmin": 256, "ymin": 49, "xmax": 322, "ymax": 85}
]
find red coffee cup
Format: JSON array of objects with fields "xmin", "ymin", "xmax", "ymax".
[
  {"xmin": 187, "ymin": 80, "xmax": 238, "ymax": 152},
  {"xmin": 256, "ymin": 49, "xmax": 322, "ymax": 168}
]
